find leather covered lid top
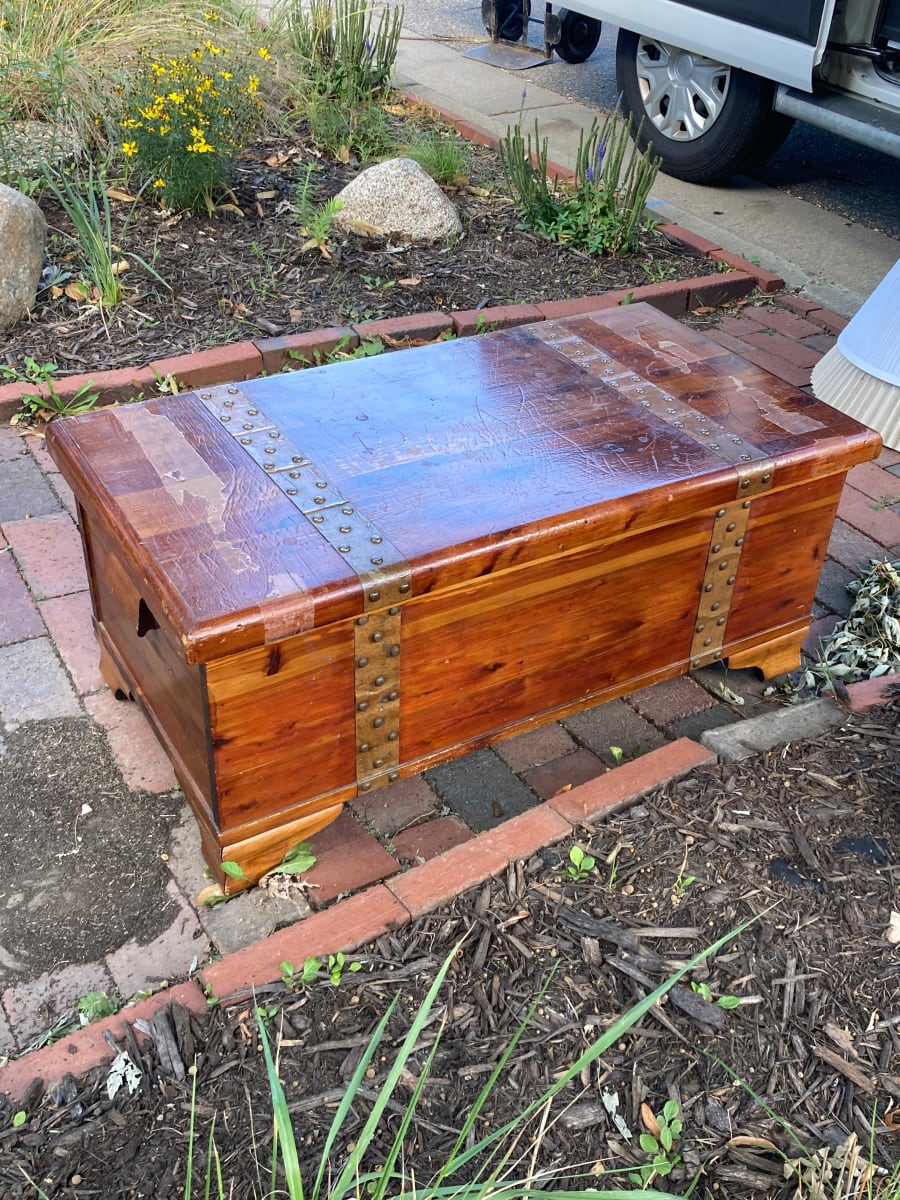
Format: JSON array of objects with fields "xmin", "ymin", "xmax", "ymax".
[{"xmin": 47, "ymin": 304, "xmax": 880, "ymax": 662}]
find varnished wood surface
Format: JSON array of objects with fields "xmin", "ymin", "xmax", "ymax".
[{"xmin": 47, "ymin": 304, "xmax": 881, "ymax": 661}]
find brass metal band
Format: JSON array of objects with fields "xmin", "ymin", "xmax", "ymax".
[
  {"xmin": 198, "ymin": 384, "xmax": 408, "ymax": 794},
  {"xmin": 530, "ymin": 324, "xmax": 777, "ymax": 668},
  {"xmin": 530, "ymin": 323, "xmax": 768, "ymax": 467}
]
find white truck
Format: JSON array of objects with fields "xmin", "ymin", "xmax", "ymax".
[{"xmin": 489, "ymin": 0, "xmax": 900, "ymax": 181}]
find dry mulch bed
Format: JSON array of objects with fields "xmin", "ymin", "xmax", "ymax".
[
  {"xmin": 2, "ymin": 119, "xmax": 710, "ymax": 380},
  {"xmin": 3, "ymin": 708, "xmax": 898, "ymax": 1198}
]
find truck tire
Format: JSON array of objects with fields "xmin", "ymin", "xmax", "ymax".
[
  {"xmin": 615, "ymin": 29, "xmax": 794, "ymax": 182},
  {"xmin": 555, "ymin": 9, "xmax": 602, "ymax": 63}
]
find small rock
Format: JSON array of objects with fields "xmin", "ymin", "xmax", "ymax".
[
  {"xmin": 0, "ymin": 182, "xmax": 46, "ymax": 329},
  {"xmin": 334, "ymin": 157, "xmax": 462, "ymax": 242}
]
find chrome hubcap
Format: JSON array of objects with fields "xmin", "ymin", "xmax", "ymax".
[{"xmin": 635, "ymin": 36, "xmax": 731, "ymax": 141}]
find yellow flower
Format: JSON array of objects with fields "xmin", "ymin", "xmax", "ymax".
[
  {"xmin": 121, "ymin": 141, "xmax": 138, "ymax": 157},
  {"xmin": 219, "ymin": 70, "xmax": 232, "ymax": 80},
  {"xmin": 204, "ymin": 39, "xmax": 221, "ymax": 54},
  {"xmin": 247, "ymin": 74, "xmax": 259, "ymax": 94},
  {"xmin": 257, "ymin": 46, "xmax": 270, "ymax": 59},
  {"xmin": 168, "ymin": 91, "xmax": 185, "ymax": 104},
  {"xmin": 153, "ymin": 178, "xmax": 166, "ymax": 188},
  {"xmin": 203, "ymin": 9, "xmax": 218, "ymax": 18},
  {"xmin": 190, "ymin": 48, "xmax": 203, "ymax": 61}
]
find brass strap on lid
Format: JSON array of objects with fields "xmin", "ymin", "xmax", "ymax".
[{"xmin": 198, "ymin": 385, "xmax": 408, "ymax": 794}]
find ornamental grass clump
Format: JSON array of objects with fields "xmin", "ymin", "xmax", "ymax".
[
  {"xmin": 119, "ymin": 38, "xmax": 269, "ymax": 212},
  {"xmin": 500, "ymin": 102, "xmax": 661, "ymax": 255}
]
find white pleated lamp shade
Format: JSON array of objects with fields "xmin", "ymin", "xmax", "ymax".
[{"xmin": 811, "ymin": 258, "xmax": 900, "ymax": 451}]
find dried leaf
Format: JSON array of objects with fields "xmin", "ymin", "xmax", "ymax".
[
  {"xmin": 106, "ymin": 187, "xmax": 137, "ymax": 202},
  {"xmin": 398, "ymin": 276, "xmax": 422, "ymax": 286},
  {"xmin": 692, "ymin": 305, "xmax": 716, "ymax": 314},
  {"xmin": 265, "ymin": 151, "xmax": 290, "ymax": 166},
  {"xmin": 256, "ymin": 190, "xmax": 278, "ymax": 200},
  {"xmin": 640, "ymin": 1101, "xmax": 661, "ymax": 1138},
  {"xmin": 64, "ymin": 281, "xmax": 88, "ymax": 302},
  {"xmin": 885, "ymin": 910, "xmax": 900, "ymax": 944},
  {"xmin": 728, "ymin": 1136, "xmax": 778, "ymax": 1150},
  {"xmin": 110, "ymin": 259, "xmax": 130, "ymax": 276},
  {"xmin": 338, "ymin": 144, "xmax": 351, "ymax": 164}
]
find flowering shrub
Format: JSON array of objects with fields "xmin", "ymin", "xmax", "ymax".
[{"xmin": 120, "ymin": 31, "xmax": 268, "ymax": 212}]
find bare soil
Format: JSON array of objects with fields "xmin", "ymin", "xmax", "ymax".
[
  {"xmin": 2, "ymin": 118, "xmax": 710, "ymax": 380},
  {"xmin": 3, "ymin": 707, "xmax": 898, "ymax": 1199}
]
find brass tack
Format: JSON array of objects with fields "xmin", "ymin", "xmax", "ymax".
[
  {"xmin": 228, "ymin": 387, "xmax": 238, "ymax": 395},
  {"xmin": 692, "ymin": 658, "xmax": 700, "ymax": 668},
  {"xmin": 388, "ymin": 646, "xmax": 400, "ymax": 657},
  {"xmin": 734, "ymin": 438, "xmax": 743, "ymax": 445},
  {"xmin": 264, "ymin": 446, "xmax": 276, "ymax": 454},
  {"xmin": 289, "ymin": 471, "xmax": 300, "ymax": 478},
  {"xmin": 264, "ymin": 463, "xmax": 274, "ymax": 471},
  {"xmin": 292, "ymin": 455, "xmax": 304, "ymax": 463},
  {"xmin": 717, "ymin": 616, "xmax": 726, "ymax": 626},
  {"xmin": 240, "ymin": 437, "xmax": 251, "ymax": 445},
  {"xmin": 674, "ymin": 421, "xmax": 684, "ymax": 429},
  {"xmin": 359, "ymin": 741, "xmax": 370, "ymax": 752},
  {"xmin": 742, "ymin": 500, "xmax": 751, "ymax": 509},
  {"xmin": 388, "ymin": 606, "xmax": 400, "ymax": 615},
  {"xmin": 313, "ymin": 514, "xmax": 324, "ymax": 523},
  {"xmin": 718, "ymin": 560, "xmax": 730, "ymax": 571},
  {"xmin": 316, "ymin": 480, "xmax": 327, "ymax": 489},
  {"xmin": 373, "ymin": 717, "xmax": 385, "ymax": 729},
  {"xmin": 357, "ymin": 657, "xmax": 368, "ymax": 668},
  {"xmin": 343, "ymin": 507, "xmax": 354, "ymax": 515},
  {"xmin": 667, "ymin": 408, "xmax": 677, "ymax": 415},
  {"xmin": 370, "ymin": 536, "xmax": 383, "ymax": 545},
  {"xmin": 371, "ymin": 631, "xmax": 384, "ymax": 642},
  {"xmin": 740, "ymin": 479, "xmax": 751, "ymax": 489},
  {"xmin": 358, "ymin": 700, "xmax": 369, "ymax": 711},
  {"xmin": 371, "ymin": 556, "xmax": 384, "ymax": 566},
  {"xmin": 735, "ymin": 536, "xmax": 745, "ymax": 546},
  {"xmin": 696, "ymin": 622, "xmax": 705, "ymax": 633},
  {"xmin": 374, "ymin": 675, "xmax": 386, "ymax": 686},
  {"xmin": 704, "ymin": 583, "xmax": 714, "ymax": 593},
  {"xmin": 727, "ymin": 575, "xmax": 736, "ymax": 585},
  {"xmin": 339, "ymin": 545, "xmax": 351, "ymax": 553},
  {"xmin": 712, "ymin": 543, "xmax": 722, "ymax": 553},
  {"xmin": 270, "ymin": 430, "xmax": 280, "ymax": 439},
  {"xmin": 387, "ymin": 689, "xmax": 399, "ymax": 700},
  {"xmin": 247, "ymin": 408, "xmax": 258, "ymax": 416},
  {"xmin": 387, "ymin": 731, "xmax": 398, "ymax": 741},
  {"xmin": 399, "ymin": 583, "xmax": 411, "ymax": 594},
  {"xmin": 243, "ymin": 422, "xmax": 253, "ymax": 430},
  {"xmin": 201, "ymin": 393, "xmax": 212, "ymax": 400},
  {"xmin": 726, "ymin": 522, "xmax": 736, "ymax": 532},
  {"xmin": 314, "ymin": 496, "xmax": 326, "ymax": 505},
  {"xmin": 340, "ymin": 525, "xmax": 352, "ymax": 534},
  {"xmin": 369, "ymin": 590, "xmax": 380, "ymax": 602},
  {"xmin": 711, "ymin": 601, "xmax": 721, "ymax": 612},
  {"xmin": 703, "ymin": 637, "xmax": 712, "ymax": 647},
  {"xmin": 714, "ymin": 650, "xmax": 723, "ymax": 659},
  {"xmin": 374, "ymin": 758, "xmax": 384, "ymax": 767},
  {"xmin": 717, "ymin": 509, "xmax": 726, "ymax": 518},
  {"xmin": 220, "ymin": 415, "xmax": 230, "ymax": 422},
  {"xmin": 641, "ymin": 400, "xmax": 650, "ymax": 407},
  {"xmin": 762, "ymin": 473, "xmax": 771, "ymax": 483},
  {"xmin": 710, "ymin": 443, "xmax": 720, "ymax": 450},
  {"xmin": 287, "ymin": 487, "xmax": 298, "ymax": 496},
  {"xmin": 360, "ymin": 781, "xmax": 372, "ymax": 792},
  {"xmin": 699, "ymin": 428, "xmax": 710, "ymax": 435},
  {"xmin": 357, "ymin": 616, "xmax": 368, "ymax": 626},
  {"xmin": 388, "ymin": 771, "xmax": 400, "ymax": 782},
  {"xmin": 740, "ymin": 454, "xmax": 752, "ymax": 461}
]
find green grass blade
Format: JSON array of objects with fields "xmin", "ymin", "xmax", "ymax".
[
  {"xmin": 310, "ymin": 992, "xmax": 401, "ymax": 1200},
  {"xmin": 327, "ymin": 942, "xmax": 463, "ymax": 1200},
  {"xmin": 444, "ymin": 908, "xmax": 772, "ymax": 1178},
  {"xmin": 257, "ymin": 1005, "xmax": 304, "ymax": 1200},
  {"xmin": 185, "ymin": 1063, "xmax": 198, "ymax": 1200}
]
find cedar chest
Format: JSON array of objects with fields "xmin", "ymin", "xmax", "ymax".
[{"xmin": 47, "ymin": 304, "xmax": 881, "ymax": 890}]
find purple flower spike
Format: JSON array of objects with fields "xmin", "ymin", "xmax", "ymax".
[
  {"xmin": 597, "ymin": 140, "xmax": 606, "ymax": 165},
  {"xmin": 585, "ymin": 165, "xmax": 594, "ymax": 183},
  {"xmin": 521, "ymin": 85, "xmax": 527, "ymax": 100},
  {"xmin": 365, "ymin": 36, "xmax": 373, "ymax": 55}
]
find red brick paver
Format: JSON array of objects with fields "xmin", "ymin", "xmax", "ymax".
[
  {"xmin": 83, "ymin": 692, "xmax": 178, "ymax": 793},
  {"xmin": 0, "ymin": 552, "xmax": 43, "ymax": 645},
  {"xmin": 628, "ymin": 676, "xmax": 717, "ymax": 725},
  {"xmin": 201, "ymin": 887, "xmax": 408, "ymax": 1000},
  {"xmin": 493, "ymin": 724, "xmax": 578, "ymax": 772},
  {"xmin": 391, "ymin": 815, "xmax": 473, "ymax": 863},
  {"xmin": 39, "ymin": 591, "xmax": 105, "ymax": 694},
  {"xmin": 523, "ymin": 748, "xmax": 606, "ymax": 800},
  {"xmin": 837, "ymin": 485, "xmax": 900, "ymax": 550},
  {"xmin": 302, "ymin": 810, "xmax": 400, "ymax": 906},
  {"xmin": 2, "ymin": 512, "xmax": 88, "ymax": 598},
  {"xmin": 350, "ymin": 774, "xmax": 443, "ymax": 838}
]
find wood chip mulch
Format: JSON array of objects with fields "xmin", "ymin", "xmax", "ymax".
[{"xmin": 2, "ymin": 707, "xmax": 898, "ymax": 1199}]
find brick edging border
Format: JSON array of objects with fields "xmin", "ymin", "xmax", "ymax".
[{"xmin": 0, "ymin": 736, "xmax": 713, "ymax": 1101}]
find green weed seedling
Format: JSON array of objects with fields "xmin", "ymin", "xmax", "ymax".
[
  {"xmin": 609, "ymin": 745, "xmax": 624, "ymax": 765},
  {"xmin": 566, "ymin": 844, "xmax": 596, "ymax": 881},
  {"xmin": 281, "ymin": 957, "xmax": 322, "ymax": 989},
  {"xmin": 690, "ymin": 980, "xmax": 741, "ymax": 1009},
  {"xmin": 328, "ymin": 952, "xmax": 362, "ymax": 985},
  {"xmin": 630, "ymin": 1099, "xmax": 683, "ymax": 1186},
  {"xmin": 12, "ymin": 1110, "xmax": 27, "ymax": 1128},
  {"xmin": 1, "ymin": 357, "xmax": 99, "ymax": 420},
  {"xmin": 78, "ymin": 990, "xmax": 118, "ymax": 1025}
]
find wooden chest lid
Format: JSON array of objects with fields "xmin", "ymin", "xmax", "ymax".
[{"xmin": 47, "ymin": 304, "xmax": 880, "ymax": 662}]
